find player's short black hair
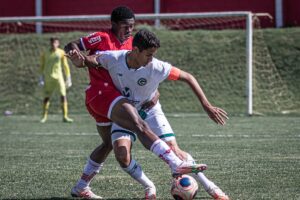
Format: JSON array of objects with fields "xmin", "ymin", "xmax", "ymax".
[
  {"xmin": 111, "ymin": 6, "xmax": 135, "ymax": 23},
  {"xmin": 133, "ymin": 29, "xmax": 160, "ymax": 52},
  {"xmin": 50, "ymin": 37, "xmax": 59, "ymax": 43}
]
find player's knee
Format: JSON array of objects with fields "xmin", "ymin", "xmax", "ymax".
[{"xmin": 114, "ymin": 146, "xmax": 131, "ymax": 168}]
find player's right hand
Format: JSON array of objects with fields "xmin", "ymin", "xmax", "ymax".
[
  {"xmin": 65, "ymin": 49, "xmax": 85, "ymax": 68},
  {"xmin": 204, "ymin": 105, "xmax": 228, "ymax": 125}
]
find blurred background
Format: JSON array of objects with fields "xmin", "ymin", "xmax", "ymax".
[
  {"xmin": 1, "ymin": 0, "xmax": 299, "ymax": 27},
  {"xmin": 0, "ymin": 0, "xmax": 299, "ymax": 115},
  {"xmin": 0, "ymin": 1, "xmax": 300, "ymax": 200}
]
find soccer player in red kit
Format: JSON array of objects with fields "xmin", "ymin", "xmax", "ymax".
[
  {"xmin": 66, "ymin": 6, "xmax": 209, "ymax": 200},
  {"xmin": 65, "ymin": 6, "xmax": 161, "ymax": 199}
]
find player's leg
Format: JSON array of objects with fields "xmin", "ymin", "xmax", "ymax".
[
  {"xmin": 109, "ymin": 98, "xmax": 207, "ymax": 176},
  {"xmin": 143, "ymin": 103, "xmax": 228, "ymax": 199},
  {"xmin": 71, "ymin": 96, "xmax": 116, "ymax": 199},
  {"xmin": 72, "ymin": 125, "xmax": 112, "ymax": 199},
  {"xmin": 40, "ymin": 97, "xmax": 50, "ymax": 123},
  {"xmin": 41, "ymin": 78, "xmax": 54, "ymax": 123},
  {"xmin": 90, "ymin": 125, "xmax": 113, "ymax": 163},
  {"xmin": 111, "ymin": 132, "xmax": 156, "ymax": 199},
  {"xmin": 184, "ymin": 153, "xmax": 229, "ymax": 200},
  {"xmin": 58, "ymin": 78, "xmax": 73, "ymax": 122},
  {"xmin": 145, "ymin": 104, "xmax": 228, "ymax": 199}
]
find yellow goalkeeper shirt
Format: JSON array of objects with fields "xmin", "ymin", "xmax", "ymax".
[{"xmin": 40, "ymin": 48, "xmax": 70, "ymax": 80}]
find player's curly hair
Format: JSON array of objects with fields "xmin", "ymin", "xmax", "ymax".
[
  {"xmin": 111, "ymin": 6, "xmax": 135, "ymax": 23},
  {"xmin": 133, "ymin": 29, "xmax": 160, "ymax": 52}
]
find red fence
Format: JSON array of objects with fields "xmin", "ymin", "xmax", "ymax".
[{"xmin": 0, "ymin": 0, "xmax": 299, "ymax": 27}]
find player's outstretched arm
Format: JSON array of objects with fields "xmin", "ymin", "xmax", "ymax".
[
  {"xmin": 64, "ymin": 39, "xmax": 86, "ymax": 68},
  {"xmin": 178, "ymin": 70, "xmax": 228, "ymax": 125},
  {"xmin": 84, "ymin": 55, "xmax": 102, "ymax": 68},
  {"xmin": 65, "ymin": 53, "xmax": 101, "ymax": 69},
  {"xmin": 64, "ymin": 39, "xmax": 84, "ymax": 54}
]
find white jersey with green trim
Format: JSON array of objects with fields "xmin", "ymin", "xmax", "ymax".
[{"xmin": 96, "ymin": 50, "xmax": 172, "ymax": 109}]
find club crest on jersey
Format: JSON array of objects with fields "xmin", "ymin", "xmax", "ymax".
[
  {"xmin": 137, "ymin": 78, "xmax": 147, "ymax": 86},
  {"xmin": 88, "ymin": 36, "xmax": 101, "ymax": 44}
]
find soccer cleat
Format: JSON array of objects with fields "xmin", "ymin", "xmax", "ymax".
[
  {"xmin": 145, "ymin": 185, "xmax": 156, "ymax": 200},
  {"xmin": 71, "ymin": 186, "xmax": 102, "ymax": 199},
  {"xmin": 206, "ymin": 186, "xmax": 230, "ymax": 200},
  {"xmin": 173, "ymin": 162, "xmax": 207, "ymax": 177},
  {"xmin": 63, "ymin": 116, "xmax": 74, "ymax": 123},
  {"xmin": 40, "ymin": 117, "xmax": 47, "ymax": 123}
]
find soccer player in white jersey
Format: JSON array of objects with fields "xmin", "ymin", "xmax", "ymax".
[
  {"xmin": 67, "ymin": 30, "xmax": 211, "ymax": 199},
  {"xmin": 79, "ymin": 29, "xmax": 229, "ymax": 200}
]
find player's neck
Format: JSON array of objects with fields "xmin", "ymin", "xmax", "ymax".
[
  {"xmin": 111, "ymin": 29, "xmax": 125, "ymax": 44},
  {"xmin": 50, "ymin": 47, "xmax": 57, "ymax": 52},
  {"xmin": 126, "ymin": 51, "xmax": 141, "ymax": 69}
]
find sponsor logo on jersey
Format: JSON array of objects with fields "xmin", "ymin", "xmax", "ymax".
[
  {"xmin": 122, "ymin": 87, "xmax": 132, "ymax": 97},
  {"xmin": 137, "ymin": 78, "xmax": 147, "ymax": 86},
  {"xmin": 88, "ymin": 36, "xmax": 101, "ymax": 44}
]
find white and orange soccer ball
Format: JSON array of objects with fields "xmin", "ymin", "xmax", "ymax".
[{"xmin": 171, "ymin": 175, "xmax": 198, "ymax": 200}]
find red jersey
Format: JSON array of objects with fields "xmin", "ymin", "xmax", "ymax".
[{"xmin": 80, "ymin": 30, "xmax": 133, "ymax": 86}]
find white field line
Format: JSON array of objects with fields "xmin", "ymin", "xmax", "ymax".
[{"xmin": 191, "ymin": 134, "xmax": 300, "ymax": 138}]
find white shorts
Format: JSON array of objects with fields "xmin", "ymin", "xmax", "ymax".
[{"xmin": 111, "ymin": 102, "xmax": 175, "ymax": 144}]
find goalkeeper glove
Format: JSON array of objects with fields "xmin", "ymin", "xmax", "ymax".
[
  {"xmin": 38, "ymin": 76, "xmax": 44, "ymax": 86},
  {"xmin": 66, "ymin": 76, "xmax": 72, "ymax": 88}
]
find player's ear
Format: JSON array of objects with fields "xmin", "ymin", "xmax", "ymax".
[{"xmin": 111, "ymin": 21, "xmax": 118, "ymax": 29}]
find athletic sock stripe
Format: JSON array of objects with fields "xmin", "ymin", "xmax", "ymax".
[
  {"xmin": 159, "ymin": 133, "xmax": 175, "ymax": 139},
  {"xmin": 112, "ymin": 129, "xmax": 136, "ymax": 141}
]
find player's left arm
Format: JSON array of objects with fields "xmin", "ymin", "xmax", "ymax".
[
  {"xmin": 169, "ymin": 67, "xmax": 228, "ymax": 125},
  {"xmin": 61, "ymin": 50, "xmax": 72, "ymax": 88}
]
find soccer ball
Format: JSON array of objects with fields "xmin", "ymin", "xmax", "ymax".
[{"xmin": 171, "ymin": 175, "xmax": 198, "ymax": 200}]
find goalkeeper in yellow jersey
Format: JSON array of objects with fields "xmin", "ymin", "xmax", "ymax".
[{"xmin": 39, "ymin": 37, "xmax": 73, "ymax": 123}]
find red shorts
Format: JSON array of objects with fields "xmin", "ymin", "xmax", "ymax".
[{"xmin": 85, "ymin": 83, "xmax": 124, "ymax": 126}]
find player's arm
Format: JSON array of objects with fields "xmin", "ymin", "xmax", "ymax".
[
  {"xmin": 84, "ymin": 54, "xmax": 103, "ymax": 68},
  {"xmin": 64, "ymin": 39, "xmax": 86, "ymax": 68},
  {"xmin": 66, "ymin": 53, "xmax": 102, "ymax": 68},
  {"xmin": 64, "ymin": 39, "xmax": 84, "ymax": 54},
  {"xmin": 169, "ymin": 67, "xmax": 228, "ymax": 125},
  {"xmin": 38, "ymin": 53, "xmax": 45, "ymax": 86},
  {"xmin": 61, "ymin": 50, "xmax": 72, "ymax": 88}
]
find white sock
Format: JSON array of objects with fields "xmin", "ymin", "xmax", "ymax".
[
  {"xmin": 150, "ymin": 139, "xmax": 183, "ymax": 171},
  {"xmin": 76, "ymin": 158, "xmax": 104, "ymax": 190},
  {"xmin": 186, "ymin": 153, "xmax": 215, "ymax": 191},
  {"xmin": 122, "ymin": 159, "xmax": 155, "ymax": 189}
]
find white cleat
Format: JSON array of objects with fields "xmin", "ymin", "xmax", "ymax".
[
  {"xmin": 173, "ymin": 162, "xmax": 207, "ymax": 177},
  {"xmin": 71, "ymin": 186, "xmax": 103, "ymax": 199},
  {"xmin": 206, "ymin": 186, "xmax": 230, "ymax": 200},
  {"xmin": 145, "ymin": 185, "xmax": 156, "ymax": 200}
]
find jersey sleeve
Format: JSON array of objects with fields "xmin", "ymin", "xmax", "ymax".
[
  {"xmin": 167, "ymin": 67, "xmax": 181, "ymax": 80},
  {"xmin": 80, "ymin": 32, "xmax": 106, "ymax": 51},
  {"xmin": 152, "ymin": 59, "xmax": 173, "ymax": 83},
  {"xmin": 60, "ymin": 50, "xmax": 71, "ymax": 77},
  {"xmin": 95, "ymin": 51, "xmax": 112, "ymax": 70}
]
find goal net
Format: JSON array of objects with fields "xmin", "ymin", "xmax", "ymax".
[{"xmin": 0, "ymin": 13, "xmax": 298, "ymax": 115}]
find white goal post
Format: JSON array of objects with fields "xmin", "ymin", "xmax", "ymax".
[{"xmin": 0, "ymin": 12, "xmax": 258, "ymax": 115}]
